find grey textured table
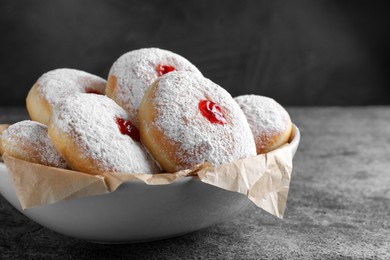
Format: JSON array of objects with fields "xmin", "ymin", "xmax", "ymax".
[{"xmin": 0, "ymin": 107, "xmax": 389, "ymax": 259}]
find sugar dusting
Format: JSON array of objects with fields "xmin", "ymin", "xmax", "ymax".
[
  {"xmin": 51, "ymin": 94, "xmax": 160, "ymax": 174},
  {"xmin": 108, "ymin": 48, "xmax": 202, "ymax": 125},
  {"xmin": 1, "ymin": 121, "xmax": 67, "ymax": 168},
  {"xmin": 37, "ymin": 68, "xmax": 106, "ymax": 106},
  {"xmin": 234, "ymin": 95, "xmax": 291, "ymax": 150},
  {"xmin": 151, "ymin": 71, "xmax": 256, "ymax": 171}
]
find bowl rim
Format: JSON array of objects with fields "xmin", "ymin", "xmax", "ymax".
[{"xmin": 290, "ymin": 123, "xmax": 300, "ymax": 149}]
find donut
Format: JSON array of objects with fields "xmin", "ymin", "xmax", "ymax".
[
  {"xmin": 26, "ymin": 68, "xmax": 107, "ymax": 125},
  {"xmin": 138, "ymin": 71, "xmax": 257, "ymax": 173},
  {"xmin": 0, "ymin": 121, "xmax": 67, "ymax": 168},
  {"xmin": 0, "ymin": 124, "xmax": 10, "ymax": 159},
  {"xmin": 48, "ymin": 93, "xmax": 160, "ymax": 175},
  {"xmin": 234, "ymin": 95, "xmax": 292, "ymax": 154},
  {"xmin": 107, "ymin": 48, "xmax": 202, "ymax": 126}
]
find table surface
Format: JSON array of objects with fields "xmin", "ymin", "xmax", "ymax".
[{"xmin": 0, "ymin": 106, "xmax": 389, "ymax": 259}]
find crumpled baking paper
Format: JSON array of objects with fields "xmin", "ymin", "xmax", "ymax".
[{"xmin": 2, "ymin": 143, "xmax": 292, "ymax": 218}]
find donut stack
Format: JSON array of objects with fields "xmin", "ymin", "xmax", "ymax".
[{"xmin": 1, "ymin": 47, "xmax": 292, "ymax": 175}]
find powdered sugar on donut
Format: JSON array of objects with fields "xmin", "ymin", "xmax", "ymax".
[
  {"xmin": 37, "ymin": 68, "xmax": 106, "ymax": 106},
  {"xmin": 108, "ymin": 48, "xmax": 202, "ymax": 125},
  {"xmin": 51, "ymin": 94, "xmax": 159, "ymax": 174},
  {"xmin": 1, "ymin": 121, "xmax": 67, "ymax": 168},
  {"xmin": 151, "ymin": 71, "xmax": 256, "ymax": 171},
  {"xmin": 234, "ymin": 95, "xmax": 291, "ymax": 151}
]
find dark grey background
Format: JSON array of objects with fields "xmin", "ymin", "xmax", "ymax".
[{"xmin": 0, "ymin": 0, "xmax": 389, "ymax": 107}]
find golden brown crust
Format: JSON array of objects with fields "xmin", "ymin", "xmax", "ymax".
[
  {"xmin": 105, "ymin": 74, "xmax": 117, "ymax": 101},
  {"xmin": 26, "ymin": 70, "xmax": 107, "ymax": 126},
  {"xmin": 26, "ymin": 83, "xmax": 52, "ymax": 125},
  {"xmin": 234, "ymin": 95, "xmax": 293, "ymax": 155},
  {"xmin": 0, "ymin": 124, "xmax": 10, "ymax": 157},
  {"xmin": 139, "ymin": 81, "xmax": 180, "ymax": 173},
  {"xmin": 48, "ymin": 124, "xmax": 99, "ymax": 174},
  {"xmin": 138, "ymin": 76, "xmax": 257, "ymax": 173},
  {"xmin": 2, "ymin": 139, "xmax": 40, "ymax": 164},
  {"xmin": 48, "ymin": 93, "xmax": 160, "ymax": 175},
  {"xmin": 1, "ymin": 121, "xmax": 67, "ymax": 168},
  {"xmin": 256, "ymin": 120, "xmax": 292, "ymax": 154}
]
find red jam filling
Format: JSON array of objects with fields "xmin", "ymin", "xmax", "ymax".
[
  {"xmin": 199, "ymin": 100, "xmax": 227, "ymax": 125},
  {"xmin": 85, "ymin": 88, "xmax": 104, "ymax": 95},
  {"xmin": 116, "ymin": 117, "xmax": 140, "ymax": 142},
  {"xmin": 156, "ymin": 64, "xmax": 176, "ymax": 76}
]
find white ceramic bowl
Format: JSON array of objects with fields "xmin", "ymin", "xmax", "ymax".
[{"xmin": 0, "ymin": 125, "xmax": 300, "ymax": 243}]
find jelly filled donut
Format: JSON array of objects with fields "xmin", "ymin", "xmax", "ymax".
[
  {"xmin": 26, "ymin": 68, "xmax": 107, "ymax": 125},
  {"xmin": 1, "ymin": 121, "xmax": 67, "ymax": 168},
  {"xmin": 234, "ymin": 95, "xmax": 292, "ymax": 154},
  {"xmin": 138, "ymin": 71, "xmax": 257, "ymax": 173},
  {"xmin": 0, "ymin": 124, "xmax": 10, "ymax": 159},
  {"xmin": 107, "ymin": 48, "xmax": 202, "ymax": 126},
  {"xmin": 48, "ymin": 93, "xmax": 160, "ymax": 175}
]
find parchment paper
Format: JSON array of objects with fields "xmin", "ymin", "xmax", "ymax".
[{"xmin": 2, "ymin": 143, "xmax": 292, "ymax": 218}]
